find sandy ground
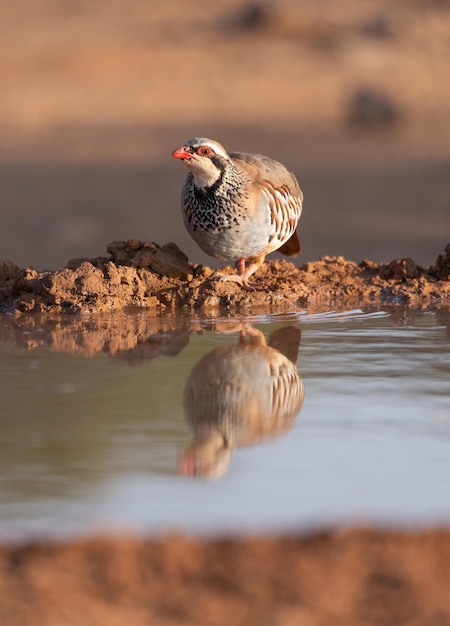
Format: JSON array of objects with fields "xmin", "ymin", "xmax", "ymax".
[
  {"xmin": 1, "ymin": 2, "xmax": 450, "ymax": 622},
  {"xmin": 0, "ymin": 240, "xmax": 449, "ymax": 314},
  {"xmin": 1, "ymin": 529, "xmax": 450, "ymax": 626}
]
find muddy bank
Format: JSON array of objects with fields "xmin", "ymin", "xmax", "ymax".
[
  {"xmin": 0, "ymin": 528, "xmax": 449, "ymax": 626},
  {"xmin": 0, "ymin": 241, "xmax": 449, "ymax": 315}
]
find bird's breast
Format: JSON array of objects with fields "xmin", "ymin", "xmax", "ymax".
[{"xmin": 181, "ymin": 181, "xmax": 274, "ymax": 260}]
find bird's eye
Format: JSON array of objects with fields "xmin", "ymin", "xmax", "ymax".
[{"xmin": 197, "ymin": 147, "xmax": 213, "ymax": 156}]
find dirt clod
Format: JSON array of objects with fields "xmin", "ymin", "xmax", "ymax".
[
  {"xmin": 434, "ymin": 243, "xmax": 450, "ymax": 281},
  {"xmin": 0, "ymin": 241, "xmax": 448, "ymax": 314}
]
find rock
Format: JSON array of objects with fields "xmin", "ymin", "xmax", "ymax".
[
  {"xmin": 151, "ymin": 243, "xmax": 193, "ymax": 280},
  {"xmin": 347, "ymin": 87, "xmax": 401, "ymax": 127},
  {"xmin": 44, "ymin": 262, "xmax": 107, "ymax": 306},
  {"xmin": 106, "ymin": 240, "xmax": 193, "ymax": 280},
  {"xmin": 131, "ymin": 249, "xmax": 154, "ymax": 268},
  {"xmin": 65, "ymin": 257, "xmax": 94, "ymax": 270},
  {"xmin": 221, "ymin": 2, "xmax": 275, "ymax": 32},
  {"xmin": 380, "ymin": 258, "xmax": 420, "ymax": 280},
  {"xmin": 360, "ymin": 15, "xmax": 396, "ymax": 39},
  {"xmin": 434, "ymin": 244, "xmax": 450, "ymax": 281},
  {"xmin": 0, "ymin": 260, "xmax": 22, "ymax": 281}
]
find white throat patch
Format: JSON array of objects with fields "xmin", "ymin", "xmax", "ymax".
[{"xmin": 186, "ymin": 157, "xmax": 222, "ymax": 189}]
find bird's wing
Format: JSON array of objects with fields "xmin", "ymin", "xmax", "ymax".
[
  {"xmin": 229, "ymin": 152, "xmax": 303, "ymax": 254},
  {"xmin": 230, "ymin": 151, "xmax": 303, "ymax": 202}
]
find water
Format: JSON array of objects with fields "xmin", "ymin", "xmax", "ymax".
[{"xmin": 0, "ymin": 306, "xmax": 449, "ymax": 541}]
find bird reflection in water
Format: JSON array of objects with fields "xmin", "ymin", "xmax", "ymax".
[{"xmin": 179, "ymin": 326, "xmax": 304, "ymax": 478}]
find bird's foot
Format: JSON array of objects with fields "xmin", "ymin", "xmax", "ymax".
[
  {"xmin": 212, "ymin": 272, "xmax": 257, "ymax": 291},
  {"xmin": 220, "ymin": 274, "xmax": 257, "ymax": 291},
  {"xmin": 211, "ymin": 272, "xmax": 258, "ymax": 291}
]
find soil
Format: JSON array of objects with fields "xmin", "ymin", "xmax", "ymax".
[
  {"xmin": 0, "ymin": 240, "xmax": 449, "ymax": 315},
  {"xmin": 1, "ymin": 529, "xmax": 450, "ymax": 626}
]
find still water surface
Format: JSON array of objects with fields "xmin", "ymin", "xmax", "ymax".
[{"xmin": 0, "ymin": 307, "xmax": 449, "ymax": 540}]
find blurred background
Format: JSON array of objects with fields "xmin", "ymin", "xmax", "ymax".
[{"xmin": 1, "ymin": 0, "xmax": 449, "ymax": 270}]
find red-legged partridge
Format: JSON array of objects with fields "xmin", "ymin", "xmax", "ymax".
[
  {"xmin": 178, "ymin": 326, "xmax": 304, "ymax": 478},
  {"xmin": 172, "ymin": 138, "xmax": 303, "ymax": 289}
]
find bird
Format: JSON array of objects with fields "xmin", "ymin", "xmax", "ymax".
[
  {"xmin": 172, "ymin": 137, "xmax": 303, "ymax": 289},
  {"xmin": 178, "ymin": 326, "xmax": 304, "ymax": 478}
]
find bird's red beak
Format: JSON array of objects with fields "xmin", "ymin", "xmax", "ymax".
[
  {"xmin": 178, "ymin": 450, "xmax": 195, "ymax": 476},
  {"xmin": 172, "ymin": 146, "xmax": 193, "ymax": 161}
]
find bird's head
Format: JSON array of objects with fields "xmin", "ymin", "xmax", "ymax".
[
  {"xmin": 172, "ymin": 137, "xmax": 230, "ymax": 188},
  {"xmin": 177, "ymin": 431, "xmax": 232, "ymax": 479}
]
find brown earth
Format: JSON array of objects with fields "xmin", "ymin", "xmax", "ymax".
[
  {"xmin": 0, "ymin": 240, "xmax": 449, "ymax": 315},
  {"xmin": 1, "ymin": 529, "xmax": 450, "ymax": 626}
]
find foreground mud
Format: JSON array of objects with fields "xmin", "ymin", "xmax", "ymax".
[
  {"xmin": 0, "ymin": 241, "xmax": 449, "ymax": 314},
  {"xmin": 0, "ymin": 529, "xmax": 449, "ymax": 626}
]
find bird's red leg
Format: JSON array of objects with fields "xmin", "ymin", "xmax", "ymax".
[
  {"xmin": 216, "ymin": 254, "xmax": 265, "ymax": 290},
  {"xmin": 237, "ymin": 258, "xmax": 246, "ymax": 276}
]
